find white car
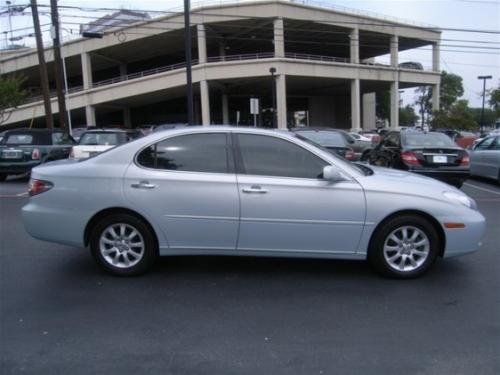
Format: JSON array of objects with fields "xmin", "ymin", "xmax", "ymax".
[
  {"xmin": 349, "ymin": 132, "xmax": 372, "ymax": 142},
  {"xmin": 70, "ymin": 129, "xmax": 141, "ymax": 159}
]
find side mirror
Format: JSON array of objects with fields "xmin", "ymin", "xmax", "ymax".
[{"xmin": 323, "ymin": 166, "xmax": 343, "ymax": 182}]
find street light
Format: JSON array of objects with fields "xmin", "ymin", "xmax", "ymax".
[
  {"xmin": 478, "ymin": 75, "xmax": 492, "ymax": 131},
  {"xmin": 270, "ymin": 67, "xmax": 277, "ymax": 128}
]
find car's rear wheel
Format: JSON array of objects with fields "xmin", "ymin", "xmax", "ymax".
[
  {"xmin": 0, "ymin": 173, "xmax": 7, "ymax": 182},
  {"xmin": 368, "ymin": 215, "xmax": 439, "ymax": 278},
  {"xmin": 89, "ymin": 213, "xmax": 158, "ymax": 276}
]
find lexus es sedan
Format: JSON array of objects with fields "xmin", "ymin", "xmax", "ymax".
[{"xmin": 22, "ymin": 127, "xmax": 485, "ymax": 278}]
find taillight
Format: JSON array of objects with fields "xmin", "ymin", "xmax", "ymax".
[
  {"xmin": 28, "ymin": 179, "xmax": 53, "ymax": 196},
  {"xmin": 31, "ymin": 148, "xmax": 40, "ymax": 160},
  {"xmin": 402, "ymin": 151, "xmax": 420, "ymax": 166},
  {"xmin": 460, "ymin": 154, "xmax": 470, "ymax": 167},
  {"xmin": 345, "ymin": 149, "xmax": 356, "ymax": 161}
]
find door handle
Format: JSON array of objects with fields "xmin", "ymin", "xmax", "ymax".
[
  {"xmin": 131, "ymin": 181, "xmax": 156, "ymax": 189},
  {"xmin": 242, "ymin": 185, "xmax": 268, "ymax": 194}
]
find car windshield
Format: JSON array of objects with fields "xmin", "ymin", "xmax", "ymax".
[
  {"xmin": 402, "ymin": 133, "xmax": 457, "ymax": 148},
  {"xmin": 295, "ymin": 131, "xmax": 346, "ymax": 147},
  {"xmin": 6, "ymin": 134, "xmax": 34, "ymax": 145},
  {"xmin": 79, "ymin": 132, "xmax": 127, "ymax": 146}
]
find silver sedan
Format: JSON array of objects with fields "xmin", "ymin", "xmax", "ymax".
[
  {"xmin": 22, "ymin": 127, "xmax": 486, "ymax": 278},
  {"xmin": 470, "ymin": 135, "xmax": 500, "ymax": 183}
]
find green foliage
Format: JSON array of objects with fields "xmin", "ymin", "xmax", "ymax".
[
  {"xmin": 467, "ymin": 107, "xmax": 497, "ymax": 127},
  {"xmin": 414, "ymin": 86, "xmax": 432, "ymax": 127},
  {"xmin": 488, "ymin": 86, "xmax": 500, "ymax": 115},
  {"xmin": 439, "ymin": 71, "xmax": 464, "ymax": 113},
  {"xmin": 399, "ymin": 105, "xmax": 418, "ymax": 126},
  {"xmin": 0, "ymin": 75, "xmax": 27, "ymax": 125},
  {"xmin": 431, "ymin": 100, "xmax": 477, "ymax": 130}
]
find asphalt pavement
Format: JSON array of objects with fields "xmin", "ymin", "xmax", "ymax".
[{"xmin": 1, "ymin": 176, "xmax": 499, "ymax": 375}]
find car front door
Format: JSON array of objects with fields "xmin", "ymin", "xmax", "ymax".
[
  {"xmin": 234, "ymin": 133, "xmax": 366, "ymax": 254},
  {"xmin": 124, "ymin": 132, "xmax": 239, "ymax": 251}
]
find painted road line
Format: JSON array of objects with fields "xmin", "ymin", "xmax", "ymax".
[
  {"xmin": 464, "ymin": 182, "xmax": 500, "ymax": 196},
  {"xmin": 16, "ymin": 192, "xmax": 28, "ymax": 197}
]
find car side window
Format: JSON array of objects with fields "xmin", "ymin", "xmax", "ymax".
[
  {"xmin": 475, "ymin": 137, "xmax": 495, "ymax": 150},
  {"xmin": 236, "ymin": 134, "xmax": 327, "ymax": 179},
  {"xmin": 492, "ymin": 137, "xmax": 500, "ymax": 150},
  {"xmin": 52, "ymin": 132, "xmax": 74, "ymax": 145},
  {"xmin": 136, "ymin": 133, "xmax": 232, "ymax": 174}
]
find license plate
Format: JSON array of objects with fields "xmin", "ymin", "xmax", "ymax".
[
  {"xmin": 433, "ymin": 155, "xmax": 447, "ymax": 163},
  {"xmin": 2, "ymin": 150, "xmax": 22, "ymax": 159}
]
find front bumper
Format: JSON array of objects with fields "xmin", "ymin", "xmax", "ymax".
[
  {"xmin": 440, "ymin": 209, "xmax": 486, "ymax": 258},
  {"xmin": 0, "ymin": 161, "xmax": 40, "ymax": 175}
]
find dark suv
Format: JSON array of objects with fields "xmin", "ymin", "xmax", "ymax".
[
  {"xmin": 0, "ymin": 128, "xmax": 75, "ymax": 181},
  {"xmin": 368, "ymin": 131, "xmax": 469, "ymax": 188}
]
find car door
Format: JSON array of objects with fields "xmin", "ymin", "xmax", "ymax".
[
  {"xmin": 471, "ymin": 137, "xmax": 495, "ymax": 177},
  {"xmin": 124, "ymin": 132, "xmax": 240, "ymax": 251},
  {"xmin": 234, "ymin": 132, "xmax": 366, "ymax": 254},
  {"xmin": 482, "ymin": 136, "xmax": 500, "ymax": 179}
]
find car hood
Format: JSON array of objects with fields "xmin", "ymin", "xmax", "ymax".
[{"xmin": 357, "ymin": 165, "xmax": 463, "ymax": 198}]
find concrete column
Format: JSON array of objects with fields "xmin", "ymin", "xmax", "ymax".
[
  {"xmin": 390, "ymin": 81, "xmax": 399, "ymax": 130},
  {"xmin": 390, "ymin": 35, "xmax": 399, "ymax": 67},
  {"xmin": 432, "ymin": 42, "xmax": 440, "ymax": 72},
  {"xmin": 119, "ymin": 63, "xmax": 127, "ymax": 78},
  {"xmin": 200, "ymin": 80, "xmax": 210, "ymax": 126},
  {"xmin": 222, "ymin": 93, "xmax": 229, "ymax": 124},
  {"xmin": 197, "ymin": 24, "xmax": 207, "ymax": 64},
  {"xmin": 349, "ymin": 28, "xmax": 359, "ymax": 64},
  {"xmin": 123, "ymin": 108, "xmax": 132, "ymax": 128},
  {"xmin": 362, "ymin": 93, "xmax": 376, "ymax": 130},
  {"xmin": 276, "ymin": 74, "xmax": 287, "ymax": 129},
  {"xmin": 81, "ymin": 52, "xmax": 93, "ymax": 89},
  {"xmin": 432, "ymin": 84, "xmax": 440, "ymax": 112},
  {"xmin": 350, "ymin": 79, "xmax": 361, "ymax": 132},
  {"xmin": 273, "ymin": 18, "xmax": 285, "ymax": 58},
  {"xmin": 85, "ymin": 105, "xmax": 96, "ymax": 126}
]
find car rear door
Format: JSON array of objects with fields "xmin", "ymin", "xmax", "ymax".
[
  {"xmin": 234, "ymin": 132, "xmax": 366, "ymax": 254},
  {"xmin": 124, "ymin": 132, "xmax": 240, "ymax": 251}
]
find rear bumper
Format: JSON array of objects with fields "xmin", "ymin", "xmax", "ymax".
[
  {"xmin": 408, "ymin": 167, "xmax": 469, "ymax": 184},
  {"xmin": 0, "ymin": 161, "xmax": 40, "ymax": 175}
]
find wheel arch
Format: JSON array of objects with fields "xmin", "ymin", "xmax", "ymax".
[
  {"xmin": 84, "ymin": 207, "xmax": 159, "ymax": 248},
  {"xmin": 368, "ymin": 209, "xmax": 446, "ymax": 257}
]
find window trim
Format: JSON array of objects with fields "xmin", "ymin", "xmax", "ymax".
[
  {"xmin": 134, "ymin": 132, "xmax": 234, "ymax": 175},
  {"xmin": 233, "ymin": 132, "xmax": 330, "ymax": 180}
]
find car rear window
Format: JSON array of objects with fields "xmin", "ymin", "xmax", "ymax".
[
  {"xmin": 5, "ymin": 134, "xmax": 34, "ymax": 145},
  {"xmin": 79, "ymin": 132, "xmax": 127, "ymax": 145},
  {"xmin": 402, "ymin": 133, "xmax": 457, "ymax": 148},
  {"xmin": 295, "ymin": 131, "xmax": 346, "ymax": 148}
]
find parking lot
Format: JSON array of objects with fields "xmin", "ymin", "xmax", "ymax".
[{"xmin": 1, "ymin": 176, "xmax": 499, "ymax": 375}]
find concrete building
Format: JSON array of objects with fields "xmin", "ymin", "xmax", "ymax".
[{"xmin": 0, "ymin": 0, "xmax": 441, "ymax": 131}]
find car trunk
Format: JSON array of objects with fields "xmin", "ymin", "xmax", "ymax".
[
  {"xmin": 408, "ymin": 148, "xmax": 467, "ymax": 167},
  {"xmin": 0, "ymin": 145, "xmax": 42, "ymax": 163}
]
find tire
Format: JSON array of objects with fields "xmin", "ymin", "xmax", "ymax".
[
  {"xmin": 452, "ymin": 180, "xmax": 464, "ymax": 189},
  {"xmin": 368, "ymin": 215, "xmax": 440, "ymax": 279},
  {"xmin": 89, "ymin": 213, "xmax": 158, "ymax": 276},
  {"xmin": 0, "ymin": 173, "xmax": 7, "ymax": 182}
]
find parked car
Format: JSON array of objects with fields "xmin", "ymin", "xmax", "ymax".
[
  {"xmin": 368, "ymin": 131, "xmax": 469, "ymax": 188},
  {"xmin": 71, "ymin": 126, "xmax": 97, "ymax": 142},
  {"xmin": 22, "ymin": 127, "xmax": 485, "ymax": 279},
  {"xmin": 70, "ymin": 129, "xmax": 142, "ymax": 159},
  {"xmin": 291, "ymin": 128, "xmax": 356, "ymax": 160},
  {"xmin": 398, "ymin": 61, "xmax": 424, "ymax": 70},
  {"xmin": 0, "ymin": 128, "xmax": 75, "ymax": 182},
  {"xmin": 359, "ymin": 130, "xmax": 382, "ymax": 144},
  {"xmin": 348, "ymin": 132, "xmax": 375, "ymax": 159},
  {"xmin": 434, "ymin": 129, "xmax": 477, "ymax": 149},
  {"xmin": 469, "ymin": 135, "xmax": 500, "ymax": 183}
]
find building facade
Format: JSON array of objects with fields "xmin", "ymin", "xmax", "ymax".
[{"xmin": 0, "ymin": 0, "xmax": 441, "ymax": 131}]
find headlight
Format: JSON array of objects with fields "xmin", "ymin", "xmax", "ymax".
[{"xmin": 443, "ymin": 191, "xmax": 477, "ymax": 210}]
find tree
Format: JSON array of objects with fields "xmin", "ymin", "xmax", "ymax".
[
  {"xmin": 0, "ymin": 75, "xmax": 27, "ymax": 125},
  {"xmin": 431, "ymin": 100, "xmax": 477, "ymax": 130},
  {"xmin": 468, "ymin": 107, "xmax": 497, "ymax": 128},
  {"xmin": 399, "ymin": 105, "xmax": 418, "ymax": 126},
  {"xmin": 439, "ymin": 71, "xmax": 464, "ymax": 113},
  {"xmin": 414, "ymin": 86, "xmax": 432, "ymax": 127},
  {"xmin": 376, "ymin": 90, "xmax": 390, "ymax": 122},
  {"xmin": 488, "ymin": 86, "xmax": 500, "ymax": 115}
]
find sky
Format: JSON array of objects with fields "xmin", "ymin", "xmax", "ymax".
[{"xmin": 1, "ymin": 0, "xmax": 499, "ymax": 108}]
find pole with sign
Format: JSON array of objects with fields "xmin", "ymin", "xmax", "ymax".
[{"xmin": 250, "ymin": 98, "xmax": 259, "ymax": 127}]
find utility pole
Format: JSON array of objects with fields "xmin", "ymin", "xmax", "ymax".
[
  {"xmin": 30, "ymin": 0, "xmax": 54, "ymax": 129},
  {"xmin": 478, "ymin": 75, "xmax": 492, "ymax": 131},
  {"xmin": 184, "ymin": 0, "xmax": 194, "ymax": 125},
  {"xmin": 50, "ymin": 0, "xmax": 68, "ymax": 132}
]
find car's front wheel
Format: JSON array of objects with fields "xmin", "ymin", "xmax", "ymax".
[
  {"xmin": 368, "ymin": 215, "xmax": 440, "ymax": 278},
  {"xmin": 89, "ymin": 213, "xmax": 158, "ymax": 276}
]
